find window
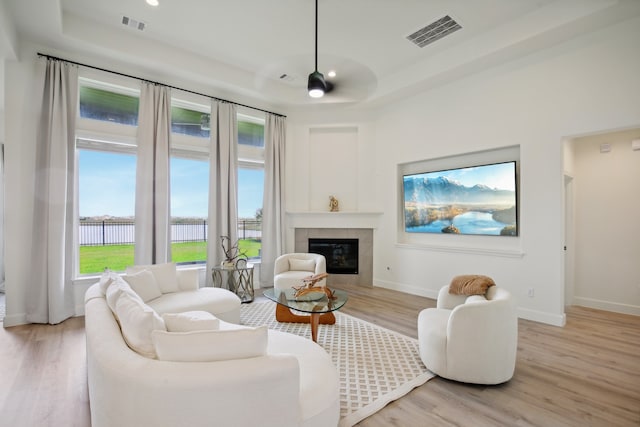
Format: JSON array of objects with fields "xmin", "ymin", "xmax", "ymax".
[
  {"xmin": 237, "ymin": 113, "xmax": 265, "ymax": 260},
  {"xmin": 75, "ymin": 76, "xmax": 267, "ymax": 276},
  {"xmin": 171, "ymin": 105, "xmax": 210, "ymax": 138},
  {"xmin": 170, "ymin": 156, "xmax": 209, "ymax": 265},
  {"xmin": 79, "ymin": 80, "xmax": 139, "ymax": 126},
  {"xmin": 78, "ymin": 147, "xmax": 136, "ymax": 274},
  {"xmin": 238, "ymin": 119, "xmax": 264, "ymax": 148}
]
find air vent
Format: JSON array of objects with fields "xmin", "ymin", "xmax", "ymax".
[
  {"xmin": 122, "ymin": 15, "xmax": 146, "ymax": 31},
  {"xmin": 279, "ymin": 74, "xmax": 295, "ymax": 83},
  {"xmin": 407, "ymin": 15, "xmax": 461, "ymax": 48}
]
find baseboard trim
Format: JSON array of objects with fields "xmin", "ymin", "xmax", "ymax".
[
  {"xmin": 373, "ymin": 279, "xmax": 439, "ymax": 300},
  {"xmin": 2, "ymin": 313, "xmax": 27, "ymax": 328},
  {"xmin": 517, "ymin": 307, "xmax": 566, "ymax": 327},
  {"xmin": 573, "ymin": 297, "xmax": 640, "ymax": 316}
]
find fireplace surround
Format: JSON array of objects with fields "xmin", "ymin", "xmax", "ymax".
[{"xmin": 295, "ymin": 228, "xmax": 372, "ymax": 287}]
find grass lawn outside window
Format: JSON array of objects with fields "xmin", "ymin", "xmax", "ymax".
[{"xmin": 79, "ymin": 240, "xmax": 261, "ymax": 275}]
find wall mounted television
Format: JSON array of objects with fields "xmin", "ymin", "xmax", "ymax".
[{"xmin": 403, "ymin": 161, "xmax": 518, "ymax": 236}]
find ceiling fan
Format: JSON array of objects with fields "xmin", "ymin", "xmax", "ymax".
[{"xmin": 307, "ymin": 0, "xmax": 333, "ymax": 98}]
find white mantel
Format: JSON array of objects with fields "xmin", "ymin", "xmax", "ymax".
[{"xmin": 286, "ymin": 211, "xmax": 383, "ymax": 229}]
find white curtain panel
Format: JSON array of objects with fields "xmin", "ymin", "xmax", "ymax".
[
  {"xmin": 27, "ymin": 59, "xmax": 78, "ymax": 324},
  {"xmin": 0, "ymin": 144, "xmax": 4, "ymax": 293},
  {"xmin": 134, "ymin": 83, "xmax": 172, "ymax": 265},
  {"xmin": 206, "ymin": 101, "xmax": 238, "ymax": 286},
  {"xmin": 259, "ymin": 114, "xmax": 286, "ymax": 287}
]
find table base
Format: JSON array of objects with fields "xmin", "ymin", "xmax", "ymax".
[{"xmin": 275, "ymin": 304, "xmax": 336, "ymax": 342}]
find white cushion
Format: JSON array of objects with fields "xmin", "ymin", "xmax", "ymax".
[
  {"xmin": 162, "ymin": 311, "xmax": 220, "ymax": 332},
  {"xmin": 124, "ymin": 269, "xmax": 163, "ymax": 302},
  {"xmin": 105, "ymin": 276, "xmax": 136, "ymax": 315},
  {"xmin": 151, "ymin": 325, "xmax": 268, "ymax": 362},
  {"xmin": 98, "ymin": 270, "xmax": 118, "ymax": 295},
  {"xmin": 115, "ymin": 291, "xmax": 166, "ymax": 358},
  {"xmin": 289, "ymin": 258, "xmax": 316, "ymax": 272},
  {"xmin": 147, "ymin": 288, "xmax": 241, "ymax": 324},
  {"xmin": 127, "ymin": 262, "xmax": 179, "ymax": 294}
]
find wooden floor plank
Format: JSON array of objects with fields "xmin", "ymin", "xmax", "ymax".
[{"xmin": 1, "ymin": 284, "xmax": 639, "ymax": 427}]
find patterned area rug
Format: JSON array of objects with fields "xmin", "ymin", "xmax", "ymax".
[{"xmin": 240, "ymin": 301, "xmax": 435, "ymax": 427}]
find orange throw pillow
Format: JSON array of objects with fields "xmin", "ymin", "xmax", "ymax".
[{"xmin": 449, "ymin": 275, "xmax": 496, "ymax": 295}]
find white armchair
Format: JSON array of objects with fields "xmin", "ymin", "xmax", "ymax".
[
  {"xmin": 273, "ymin": 253, "xmax": 334, "ymax": 324},
  {"xmin": 417, "ymin": 285, "xmax": 518, "ymax": 384},
  {"xmin": 274, "ymin": 253, "xmax": 327, "ymax": 289}
]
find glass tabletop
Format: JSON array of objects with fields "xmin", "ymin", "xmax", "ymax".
[{"xmin": 263, "ymin": 288, "xmax": 348, "ymax": 314}]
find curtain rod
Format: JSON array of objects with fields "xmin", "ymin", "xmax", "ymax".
[{"xmin": 37, "ymin": 52, "xmax": 286, "ymax": 118}]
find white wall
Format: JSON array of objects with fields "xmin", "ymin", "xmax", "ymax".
[
  {"xmin": 285, "ymin": 16, "xmax": 640, "ymax": 326},
  {"xmin": 570, "ymin": 129, "xmax": 640, "ymax": 315}
]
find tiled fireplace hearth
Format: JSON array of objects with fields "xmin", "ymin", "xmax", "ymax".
[{"xmin": 294, "ymin": 228, "xmax": 373, "ymax": 287}]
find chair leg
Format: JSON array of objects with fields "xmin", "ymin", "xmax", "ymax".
[{"xmin": 275, "ymin": 304, "xmax": 335, "ymax": 325}]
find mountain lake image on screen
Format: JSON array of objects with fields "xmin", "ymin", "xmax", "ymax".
[{"xmin": 403, "ymin": 161, "xmax": 518, "ymax": 236}]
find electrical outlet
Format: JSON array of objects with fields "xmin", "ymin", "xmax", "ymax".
[{"xmin": 527, "ymin": 288, "xmax": 535, "ymax": 298}]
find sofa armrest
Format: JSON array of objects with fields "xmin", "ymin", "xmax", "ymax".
[{"xmin": 176, "ymin": 268, "xmax": 199, "ymax": 291}]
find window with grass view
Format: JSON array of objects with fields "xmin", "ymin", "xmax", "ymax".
[
  {"xmin": 78, "ymin": 149, "xmax": 136, "ymax": 274},
  {"xmin": 170, "ymin": 156, "xmax": 209, "ymax": 265},
  {"xmin": 77, "ymin": 78, "xmax": 265, "ymax": 276}
]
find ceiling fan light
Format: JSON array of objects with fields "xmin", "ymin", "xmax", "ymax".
[{"xmin": 308, "ymin": 70, "xmax": 326, "ymax": 98}]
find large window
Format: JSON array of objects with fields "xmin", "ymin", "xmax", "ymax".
[
  {"xmin": 76, "ymin": 77, "xmax": 265, "ymax": 276},
  {"xmin": 170, "ymin": 156, "xmax": 209, "ymax": 265},
  {"xmin": 78, "ymin": 147, "xmax": 136, "ymax": 274}
]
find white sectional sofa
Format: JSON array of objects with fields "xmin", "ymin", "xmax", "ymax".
[{"xmin": 84, "ymin": 264, "xmax": 340, "ymax": 427}]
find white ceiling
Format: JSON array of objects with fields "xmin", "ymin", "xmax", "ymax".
[{"xmin": 2, "ymin": 0, "xmax": 640, "ymax": 113}]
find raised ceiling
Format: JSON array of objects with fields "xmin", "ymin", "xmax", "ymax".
[{"xmin": 2, "ymin": 0, "xmax": 640, "ymax": 112}]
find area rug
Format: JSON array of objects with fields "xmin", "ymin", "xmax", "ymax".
[{"xmin": 240, "ymin": 301, "xmax": 435, "ymax": 427}]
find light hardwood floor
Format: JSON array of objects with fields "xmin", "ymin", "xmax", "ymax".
[{"xmin": 1, "ymin": 284, "xmax": 639, "ymax": 427}]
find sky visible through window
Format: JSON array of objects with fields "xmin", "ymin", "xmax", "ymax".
[{"xmin": 79, "ymin": 150, "xmax": 263, "ymax": 219}]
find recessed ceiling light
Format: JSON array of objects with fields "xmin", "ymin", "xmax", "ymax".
[
  {"xmin": 146, "ymin": 0, "xmax": 159, "ymax": 6},
  {"xmin": 327, "ymin": 70, "xmax": 336, "ymax": 78}
]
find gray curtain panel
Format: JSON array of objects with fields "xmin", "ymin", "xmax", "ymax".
[
  {"xmin": 27, "ymin": 59, "xmax": 78, "ymax": 324},
  {"xmin": 260, "ymin": 114, "xmax": 286, "ymax": 287},
  {"xmin": 206, "ymin": 101, "xmax": 238, "ymax": 286},
  {"xmin": 134, "ymin": 83, "xmax": 172, "ymax": 265}
]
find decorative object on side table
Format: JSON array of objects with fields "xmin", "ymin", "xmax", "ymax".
[
  {"xmin": 219, "ymin": 235, "xmax": 247, "ymax": 268},
  {"xmin": 329, "ymin": 195, "xmax": 339, "ymax": 212}
]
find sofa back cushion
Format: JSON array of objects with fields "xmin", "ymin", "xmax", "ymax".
[
  {"xmin": 105, "ymin": 276, "xmax": 138, "ymax": 314},
  {"xmin": 126, "ymin": 262, "xmax": 179, "ymax": 294},
  {"xmin": 289, "ymin": 258, "xmax": 316, "ymax": 272},
  {"xmin": 115, "ymin": 290, "xmax": 166, "ymax": 358},
  {"xmin": 151, "ymin": 325, "xmax": 268, "ymax": 362},
  {"xmin": 124, "ymin": 269, "xmax": 163, "ymax": 302}
]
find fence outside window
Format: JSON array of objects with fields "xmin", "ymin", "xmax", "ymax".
[{"xmin": 79, "ymin": 219, "xmax": 262, "ymax": 246}]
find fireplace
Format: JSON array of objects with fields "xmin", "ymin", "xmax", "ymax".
[
  {"xmin": 309, "ymin": 238, "xmax": 359, "ymax": 275},
  {"xmin": 295, "ymin": 228, "xmax": 372, "ymax": 287}
]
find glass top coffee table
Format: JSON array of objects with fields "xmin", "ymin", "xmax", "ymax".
[{"xmin": 263, "ymin": 288, "xmax": 348, "ymax": 342}]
